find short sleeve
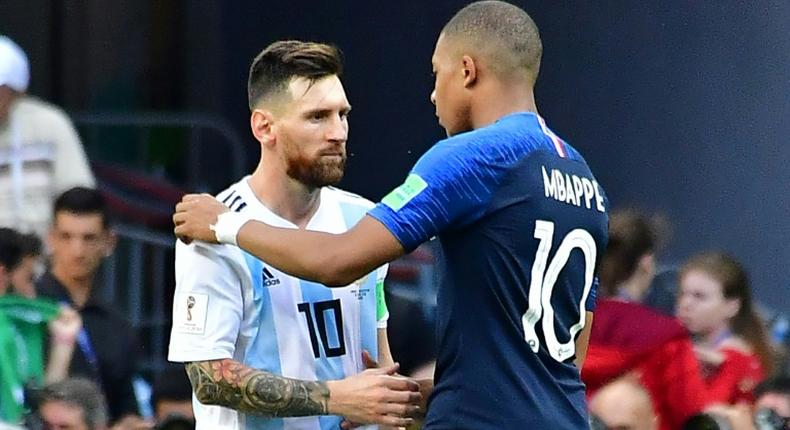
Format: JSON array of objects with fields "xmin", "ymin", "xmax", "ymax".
[
  {"xmin": 375, "ymin": 264, "xmax": 389, "ymax": 328},
  {"xmin": 368, "ymin": 134, "xmax": 511, "ymax": 252},
  {"xmin": 168, "ymin": 241, "xmax": 247, "ymax": 363}
]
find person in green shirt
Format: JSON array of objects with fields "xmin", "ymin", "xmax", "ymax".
[{"xmin": 0, "ymin": 227, "xmax": 81, "ymax": 425}]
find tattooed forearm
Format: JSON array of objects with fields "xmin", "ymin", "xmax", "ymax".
[{"xmin": 185, "ymin": 359, "xmax": 330, "ymax": 417}]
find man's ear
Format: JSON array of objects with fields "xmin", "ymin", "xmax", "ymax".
[
  {"xmin": 461, "ymin": 55, "xmax": 478, "ymax": 88},
  {"xmin": 251, "ymin": 109, "xmax": 277, "ymax": 147}
]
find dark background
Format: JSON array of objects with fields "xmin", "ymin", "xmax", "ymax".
[{"xmin": 2, "ymin": 0, "xmax": 788, "ymax": 311}]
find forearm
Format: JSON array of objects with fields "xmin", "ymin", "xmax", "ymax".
[
  {"xmin": 236, "ymin": 217, "xmax": 402, "ymax": 287},
  {"xmin": 186, "ymin": 359, "xmax": 330, "ymax": 417},
  {"xmin": 45, "ymin": 339, "xmax": 76, "ymax": 384},
  {"xmin": 574, "ymin": 312, "xmax": 594, "ymax": 369}
]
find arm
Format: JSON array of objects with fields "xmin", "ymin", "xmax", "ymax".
[
  {"xmin": 185, "ymin": 358, "xmax": 420, "ymax": 427},
  {"xmin": 174, "ymin": 196, "xmax": 405, "ymax": 287},
  {"xmin": 174, "ymin": 135, "xmax": 510, "ymax": 287},
  {"xmin": 44, "ymin": 306, "xmax": 82, "ymax": 384},
  {"xmin": 377, "ymin": 327, "xmax": 396, "ymax": 368},
  {"xmin": 375, "ymin": 328, "xmax": 432, "ymax": 420},
  {"xmin": 574, "ymin": 312, "xmax": 594, "ymax": 369}
]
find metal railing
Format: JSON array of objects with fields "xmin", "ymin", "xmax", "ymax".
[
  {"xmin": 97, "ymin": 223, "xmax": 175, "ymax": 378},
  {"xmin": 71, "ymin": 111, "xmax": 248, "ymax": 190}
]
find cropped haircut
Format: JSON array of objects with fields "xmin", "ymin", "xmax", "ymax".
[
  {"xmin": 247, "ymin": 40, "xmax": 343, "ymax": 110},
  {"xmin": 39, "ymin": 378, "xmax": 108, "ymax": 430},
  {"xmin": 0, "ymin": 227, "xmax": 22, "ymax": 271},
  {"xmin": 53, "ymin": 187, "xmax": 110, "ymax": 228},
  {"xmin": 441, "ymin": 0, "xmax": 542, "ymax": 82}
]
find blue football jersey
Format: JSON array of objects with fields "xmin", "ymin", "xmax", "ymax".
[{"xmin": 369, "ymin": 112, "xmax": 608, "ymax": 429}]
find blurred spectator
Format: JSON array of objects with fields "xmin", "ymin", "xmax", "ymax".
[
  {"xmin": 9, "ymin": 232, "xmax": 42, "ymax": 298},
  {"xmin": 598, "ymin": 208, "xmax": 675, "ymax": 314},
  {"xmin": 0, "ymin": 227, "xmax": 22, "ymax": 294},
  {"xmin": 677, "ymin": 252, "xmax": 773, "ymax": 404},
  {"xmin": 150, "ymin": 367, "xmax": 194, "ymax": 430},
  {"xmin": 682, "ymin": 378, "xmax": 790, "ymax": 430},
  {"xmin": 0, "ymin": 227, "xmax": 81, "ymax": 425},
  {"xmin": 33, "ymin": 377, "xmax": 109, "ymax": 430},
  {"xmin": 36, "ymin": 187, "xmax": 141, "ymax": 423},
  {"xmin": 583, "ymin": 298, "xmax": 709, "ymax": 430},
  {"xmin": 589, "ymin": 377, "xmax": 658, "ymax": 430},
  {"xmin": 0, "ymin": 35, "xmax": 95, "ymax": 239},
  {"xmin": 753, "ymin": 376, "xmax": 790, "ymax": 429}
]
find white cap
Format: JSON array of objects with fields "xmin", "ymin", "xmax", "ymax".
[{"xmin": 0, "ymin": 36, "xmax": 30, "ymax": 92}]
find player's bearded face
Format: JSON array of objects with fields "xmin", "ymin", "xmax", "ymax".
[
  {"xmin": 282, "ymin": 134, "xmax": 346, "ymax": 187},
  {"xmin": 278, "ymin": 76, "xmax": 349, "ymax": 188}
]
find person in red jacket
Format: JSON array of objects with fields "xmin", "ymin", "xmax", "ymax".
[{"xmin": 676, "ymin": 252, "xmax": 773, "ymax": 405}]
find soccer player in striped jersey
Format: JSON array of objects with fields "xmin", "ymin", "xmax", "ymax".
[
  {"xmin": 175, "ymin": 2, "xmax": 609, "ymax": 428},
  {"xmin": 167, "ymin": 41, "xmax": 420, "ymax": 430}
]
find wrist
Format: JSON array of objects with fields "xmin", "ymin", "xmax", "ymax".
[
  {"xmin": 325, "ymin": 380, "xmax": 343, "ymax": 416},
  {"xmin": 51, "ymin": 333, "xmax": 77, "ymax": 345},
  {"xmin": 211, "ymin": 211, "xmax": 250, "ymax": 246}
]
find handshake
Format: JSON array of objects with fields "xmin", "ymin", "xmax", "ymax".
[{"xmin": 330, "ymin": 352, "xmax": 430, "ymax": 429}]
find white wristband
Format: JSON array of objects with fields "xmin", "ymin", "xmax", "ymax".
[{"xmin": 211, "ymin": 211, "xmax": 250, "ymax": 246}]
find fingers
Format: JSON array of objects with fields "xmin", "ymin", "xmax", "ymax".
[
  {"xmin": 362, "ymin": 350, "xmax": 379, "ymax": 369},
  {"xmin": 372, "ymin": 363, "xmax": 400, "ymax": 376},
  {"xmin": 379, "ymin": 415, "xmax": 415, "ymax": 428},
  {"xmin": 384, "ymin": 389, "xmax": 423, "ymax": 405}
]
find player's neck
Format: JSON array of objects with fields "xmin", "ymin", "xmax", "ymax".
[
  {"xmin": 248, "ymin": 162, "xmax": 322, "ymax": 228},
  {"xmin": 700, "ymin": 325, "xmax": 733, "ymax": 349},
  {"xmin": 470, "ymin": 81, "xmax": 537, "ymax": 130}
]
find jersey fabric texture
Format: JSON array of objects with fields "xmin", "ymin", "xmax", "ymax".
[
  {"xmin": 369, "ymin": 112, "xmax": 609, "ymax": 429},
  {"xmin": 169, "ymin": 178, "xmax": 388, "ymax": 430}
]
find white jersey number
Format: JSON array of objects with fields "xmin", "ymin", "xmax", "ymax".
[{"xmin": 522, "ymin": 220, "xmax": 596, "ymax": 362}]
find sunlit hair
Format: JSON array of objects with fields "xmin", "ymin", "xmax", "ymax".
[
  {"xmin": 441, "ymin": 0, "xmax": 542, "ymax": 82},
  {"xmin": 680, "ymin": 252, "xmax": 774, "ymax": 374},
  {"xmin": 247, "ymin": 40, "xmax": 343, "ymax": 110}
]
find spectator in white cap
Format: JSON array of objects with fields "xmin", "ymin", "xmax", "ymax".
[{"xmin": 0, "ymin": 35, "xmax": 95, "ymax": 239}]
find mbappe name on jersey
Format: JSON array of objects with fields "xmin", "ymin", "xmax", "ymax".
[{"xmin": 541, "ymin": 166, "xmax": 605, "ymax": 213}]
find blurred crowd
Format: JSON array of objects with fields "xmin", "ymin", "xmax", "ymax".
[{"xmin": 1, "ymin": 32, "xmax": 789, "ymax": 430}]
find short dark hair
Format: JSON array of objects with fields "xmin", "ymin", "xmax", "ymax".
[
  {"xmin": 0, "ymin": 227, "xmax": 22, "ymax": 270},
  {"xmin": 38, "ymin": 378, "xmax": 108, "ymax": 430},
  {"xmin": 17, "ymin": 232, "xmax": 42, "ymax": 257},
  {"xmin": 53, "ymin": 187, "xmax": 110, "ymax": 228},
  {"xmin": 598, "ymin": 209, "xmax": 663, "ymax": 295},
  {"xmin": 755, "ymin": 377, "xmax": 790, "ymax": 398},
  {"xmin": 441, "ymin": 1, "xmax": 542, "ymax": 82},
  {"xmin": 247, "ymin": 40, "xmax": 343, "ymax": 110}
]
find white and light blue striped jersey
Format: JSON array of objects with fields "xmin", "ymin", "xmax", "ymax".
[{"xmin": 169, "ymin": 177, "xmax": 389, "ymax": 430}]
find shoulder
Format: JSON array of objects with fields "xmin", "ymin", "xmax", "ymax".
[
  {"xmin": 215, "ymin": 177, "xmax": 253, "ymax": 213},
  {"xmin": 720, "ymin": 337, "xmax": 756, "ymax": 357},
  {"xmin": 176, "ymin": 239, "xmax": 247, "ymax": 272},
  {"xmin": 16, "ymin": 96, "xmax": 74, "ymax": 127},
  {"xmin": 417, "ymin": 113, "xmax": 552, "ymax": 171},
  {"xmin": 323, "ymin": 186, "xmax": 375, "ymax": 209}
]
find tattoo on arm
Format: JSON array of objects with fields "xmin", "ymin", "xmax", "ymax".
[{"xmin": 185, "ymin": 359, "xmax": 330, "ymax": 417}]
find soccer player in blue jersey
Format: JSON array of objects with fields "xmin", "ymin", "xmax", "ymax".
[{"xmin": 175, "ymin": 1, "xmax": 609, "ymax": 428}]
